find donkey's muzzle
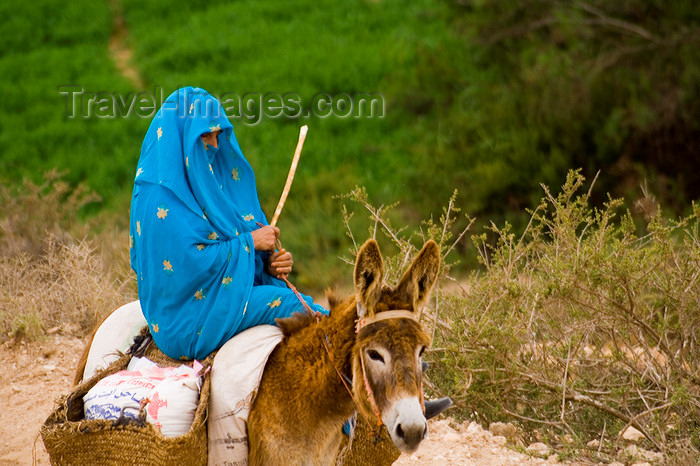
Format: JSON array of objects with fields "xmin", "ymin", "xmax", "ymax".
[
  {"xmin": 394, "ymin": 418, "xmax": 428, "ymax": 451},
  {"xmin": 386, "ymin": 397, "xmax": 428, "ymax": 453}
]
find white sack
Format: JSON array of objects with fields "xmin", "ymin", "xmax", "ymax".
[{"xmin": 84, "ymin": 357, "xmax": 203, "ymax": 438}]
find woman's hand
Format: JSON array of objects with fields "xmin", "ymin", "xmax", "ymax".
[
  {"xmin": 251, "ymin": 225, "xmax": 279, "ymax": 252},
  {"xmin": 266, "ymin": 249, "xmax": 293, "ymax": 279}
]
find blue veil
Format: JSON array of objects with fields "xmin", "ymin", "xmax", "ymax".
[{"xmin": 129, "ymin": 87, "xmax": 283, "ymax": 359}]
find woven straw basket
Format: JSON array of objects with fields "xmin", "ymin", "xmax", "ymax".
[
  {"xmin": 337, "ymin": 421, "xmax": 400, "ymax": 466},
  {"xmin": 41, "ymin": 337, "xmax": 210, "ymax": 466}
]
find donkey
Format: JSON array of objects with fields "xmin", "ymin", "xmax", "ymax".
[
  {"xmin": 73, "ymin": 239, "xmax": 441, "ymax": 464},
  {"xmin": 247, "ymin": 238, "xmax": 441, "ymax": 465}
]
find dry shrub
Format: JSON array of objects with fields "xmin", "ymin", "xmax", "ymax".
[
  {"xmin": 428, "ymin": 171, "xmax": 700, "ymax": 461},
  {"xmin": 0, "ymin": 173, "xmax": 134, "ymax": 341},
  {"xmin": 88, "ymin": 220, "xmax": 137, "ymax": 287},
  {"xmin": 0, "ymin": 170, "xmax": 98, "ymax": 258},
  {"xmin": 338, "ymin": 186, "xmax": 474, "ymax": 385},
  {"xmin": 0, "ymin": 238, "xmax": 132, "ymax": 340},
  {"xmin": 341, "ymin": 171, "xmax": 700, "ymax": 461}
]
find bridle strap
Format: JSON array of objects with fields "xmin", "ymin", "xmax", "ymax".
[
  {"xmin": 360, "ymin": 348, "xmax": 383, "ymax": 428},
  {"xmin": 356, "ymin": 310, "xmax": 418, "ymax": 332},
  {"xmin": 319, "ymin": 323, "xmax": 377, "ymax": 436}
]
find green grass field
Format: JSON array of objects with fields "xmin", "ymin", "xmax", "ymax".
[{"xmin": 0, "ymin": 0, "xmax": 461, "ymax": 286}]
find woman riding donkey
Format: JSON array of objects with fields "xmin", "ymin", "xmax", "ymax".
[{"xmin": 128, "ymin": 87, "xmax": 451, "ymax": 458}]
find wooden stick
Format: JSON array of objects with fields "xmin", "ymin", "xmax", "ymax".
[{"xmin": 270, "ymin": 125, "xmax": 307, "ymax": 227}]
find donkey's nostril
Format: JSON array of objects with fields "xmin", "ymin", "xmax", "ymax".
[{"xmin": 395, "ymin": 420, "xmax": 428, "ymax": 450}]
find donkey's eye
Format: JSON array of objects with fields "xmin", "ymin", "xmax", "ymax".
[
  {"xmin": 367, "ymin": 349, "xmax": 385, "ymax": 363},
  {"xmin": 419, "ymin": 346, "xmax": 426, "ymax": 357}
]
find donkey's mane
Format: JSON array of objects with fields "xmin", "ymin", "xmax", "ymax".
[
  {"xmin": 276, "ymin": 310, "xmax": 316, "ymax": 337},
  {"xmin": 275, "ymin": 290, "xmax": 355, "ymax": 337}
]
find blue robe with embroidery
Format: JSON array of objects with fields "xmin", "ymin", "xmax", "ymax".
[{"xmin": 130, "ymin": 87, "xmax": 325, "ymax": 360}]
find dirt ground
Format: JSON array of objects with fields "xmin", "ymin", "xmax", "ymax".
[
  {"xmin": 0, "ymin": 334, "xmax": 560, "ymax": 465},
  {"xmin": 0, "ymin": 334, "xmax": 83, "ymax": 465}
]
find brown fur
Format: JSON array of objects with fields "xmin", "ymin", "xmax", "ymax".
[{"xmin": 248, "ymin": 240, "xmax": 441, "ymax": 465}]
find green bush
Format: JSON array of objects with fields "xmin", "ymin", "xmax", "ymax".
[
  {"xmin": 340, "ymin": 170, "xmax": 700, "ymax": 461},
  {"xmin": 392, "ymin": 0, "xmax": 700, "ymax": 220},
  {"xmin": 428, "ymin": 171, "xmax": 700, "ymax": 461}
]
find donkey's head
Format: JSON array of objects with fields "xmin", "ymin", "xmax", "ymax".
[{"xmin": 351, "ymin": 239, "xmax": 440, "ymax": 453}]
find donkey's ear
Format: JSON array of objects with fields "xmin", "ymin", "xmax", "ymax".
[
  {"xmin": 354, "ymin": 239, "xmax": 384, "ymax": 318},
  {"xmin": 396, "ymin": 240, "xmax": 441, "ymax": 313}
]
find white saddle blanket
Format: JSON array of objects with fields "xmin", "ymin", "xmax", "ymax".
[
  {"xmin": 208, "ymin": 325, "xmax": 283, "ymax": 466},
  {"xmin": 83, "ymin": 300, "xmax": 148, "ymax": 380}
]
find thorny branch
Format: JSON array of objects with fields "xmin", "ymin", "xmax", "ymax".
[{"xmin": 519, "ymin": 371, "xmax": 665, "ymax": 452}]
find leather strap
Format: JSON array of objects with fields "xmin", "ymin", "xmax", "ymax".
[{"xmin": 356, "ymin": 310, "xmax": 418, "ymax": 332}]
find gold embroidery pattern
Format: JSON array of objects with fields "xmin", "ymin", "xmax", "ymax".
[{"xmin": 268, "ymin": 297, "xmax": 282, "ymax": 309}]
